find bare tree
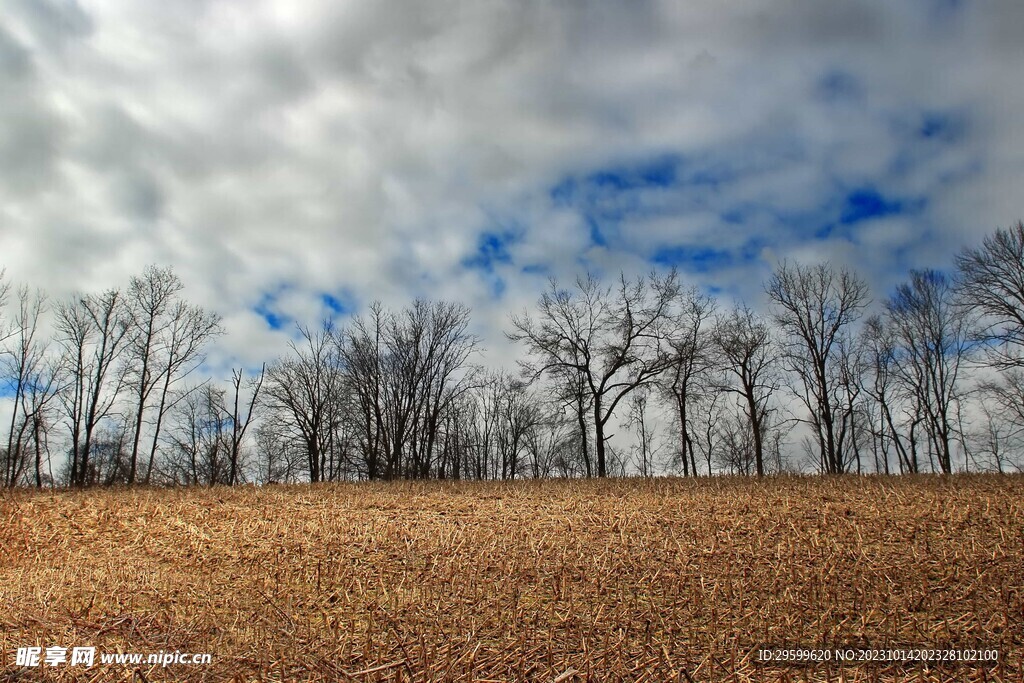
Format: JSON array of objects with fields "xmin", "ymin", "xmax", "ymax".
[
  {"xmin": 623, "ymin": 385, "xmax": 660, "ymax": 477},
  {"xmin": 3, "ymin": 287, "xmax": 62, "ymax": 487},
  {"xmin": 339, "ymin": 300, "xmax": 478, "ymax": 480},
  {"xmin": 142, "ymin": 296, "xmax": 222, "ymax": 484},
  {"xmin": 496, "ymin": 373, "xmax": 541, "ymax": 480},
  {"xmin": 123, "ymin": 265, "xmax": 221, "ymax": 484},
  {"xmin": 766, "ymin": 261, "xmax": 870, "ymax": 473},
  {"xmin": 970, "ymin": 375, "xmax": 1024, "ymax": 473},
  {"xmin": 547, "ymin": 365, "xmax": 594, "ymax": 477},
  {"xmin": 448, "ymin": 390, "xmax": 494, "ymax": 479},
  {"xmin": 861, "ymin": 315, "xmax": 915, "ymax": 474},
  {"xmin": 56, "ymin": 290, "xmax": 131, "ymax": 487},
  {"xmin": 87, "ymin": 418, "xmax": 133, "ymax": 486},
  {"xmin": 954, "ymin": 220, "xmax": 1024, "ymax": 472},
  {"xmin": 690, "ymin": 389, "xmax": 722, "ymax": 476},
  {"xmin": 403, "ymin": 301, "xmax": 479, "ymax": 480},
  {"xmin": 509, "ymin": 270, "xmax": 684, "ymax": 477},
  {"xmin": 265, "ymin": 322, "xmax": 342, "ymax": 483},
  {"xmin": 254, "ymin": 420, "xmax": 304, "ymax": 484},
  {"xmin": 165, "ymin": 383, "xmax": 229, "ymax": 486},
  {"xmin": 835, "ymin": 333, "xmax": 869, "ymax": 474},
  {"xmin": 712, "ymin": 304, "xmax": 779, "ymax": 477},
  {"xmin": 522, "ymin": 404, "xmax": 576, "ymax": 478},
  {"xmin": 123, "ymin": 266, "xmax": 177, "ymax": 483},
  {"xmin": 338, "ymin": 303, "xmax": 388, "ymax": 479},
  {"xmin": 714, "ymin": 403, "xmax": 758, "ymax": 476},
  {"xmin": 886, "ymin": 269, "xmax": 973, "ymax": 474},
  {"xmin": 3, "ymin": 286, "xmax": 43, "ymax": 486},
  {"xmin": 23, "ymin": 356, "xmax": 62, "ymax": 488},
  {"xmin": 0, "ymin": 269, "xmax": 11, "ymax": 343},
  {"xmin": 657, "ymin": 288, "xmax": 716, "ymax": 477},
  {"xmin": 226, "ymin": 365, "xmax": 265, "ymax": 485},
  {"xmin": 955, "ymin": 220, "xmax": 1024, "ymax": 368},
  {"xmin": 160, "ymin": 369, "xmax": 262, "ymax": 487}
]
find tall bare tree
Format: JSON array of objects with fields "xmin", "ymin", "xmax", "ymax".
[
  {"xmin": 23, "ymin": 359, "xmax": 62, "ymax": 487},
  {"xmin": 482, "ymin": 372, "xmax": 540, "ymax": 480},
  {"xmin": 691, "ymin": 389, "xmax": 723, "ymax": 475},
  {"xmin": 542, "ymin": 365, "xmax": 594, "ymax": 477},
  {"xmin": 265, "ymin": 322, "xmax": 342, "ymax": 483},
  {"xmin": 954, "ymin": 221, "xmax": 1024, "ymax": 472},
  {"xmin": 861, "ymin": 315, "xmax": 916, "ymax": 473},
  {"xmin": 766, "ymin": 261, "xmax": 869, "ymax": 473},
  {"xmin": 227, "ymin": 365, "xmax": 265, "ymax": 485},
  {"xmin": 835, "ymin": 333, "xmax": 869, "ymax": 474},
  {"xmin": 522, "ymin": 403, "xmax": 576, "ymax": 479},
  {"xmin": 56, "ymin": 289, "xmax": 131, "ymax": 487},
  {"xmin": 714, "ymin": 404, "xmax": 758, "ymax": 475},
  {"xmin": 403, "ymin": 301, "xmax": 479, "ymax": 479},
  {"xmin": 712, "ymin": 304, "xmax": 778, "ymax": 477},
  {"xmin": 658, "ymin": 288, "xmax": 716, "ymax": 476},
  {"xmin": 886, "ymin": 269, "xmax": 973, "ymax": 474},
  {"xmin": 338, "ymin": 302, "xmax": 388, "ymax": 479},
  {"xmin": 124, "ymin": 265, "xmax": 181, "ymax": 484},
  {"xmin": 509, "ymin": 270, "xmax": 683, "ymax": 477},
  {"xmin": 142, "ymin": 288, "xmax": 221, "ymax": 485},
  {"xmin": 0, "ymin": 269, "xmax": 11, "ymax": 343}
]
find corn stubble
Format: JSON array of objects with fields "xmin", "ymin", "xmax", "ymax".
[{"xmin": 0, "ymin": 476, "xmax": 1020, "ymax": 682}]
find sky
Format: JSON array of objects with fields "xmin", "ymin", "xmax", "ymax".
[{"xmin": 1, "ymin": 0, "xmax": 1023, "ymax": 375}]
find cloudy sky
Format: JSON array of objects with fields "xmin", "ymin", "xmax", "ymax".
[{"xmin": 1, "ymin": 0, "xmax": 1022, "ymax": 372}]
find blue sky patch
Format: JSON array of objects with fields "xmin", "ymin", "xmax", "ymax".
[
  {"xmin": 255, "ymin": 306, "xmax": 287, "ymax": 331},
  {"xmin": 321, "ymin": 293, "xmax": 346, "ymax": 315},
  {"xmin": 811, "ymin": 186, "xmax": 927, "ymax": 240},
  {"xmin": 463, "ymin": 229, "xmax": 520, "ymax": 272},
  {"xmin": 551, "ymin": 153, "xmax": 682, "ymax": 207},
  {"xmin": 587, "ymin": 217, "xmax": 607, "ymax": 247},
  {"xmin": 253, "ymin": 288, "xmax": 291, "ymax": 331},
  {"xmin": 320, "ymin": 290, "xmax": 357, "ymax": 320},
  {"xmin": 839, "ymin": 188, "xmax": 908, "ymax": 225},
  {"xmin": 549, "ymin": 153, "xmax": 688, "ymax": 252},
  {"xmin": 650, "ymin": 236, "xmax": 765, "ymax": 273},
  {"xmin": 652, "ymin": 245, "xmax": 732, "ymax": 272}
]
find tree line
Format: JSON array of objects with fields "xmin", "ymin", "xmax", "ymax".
[{"xmin": 2, "ymin": 222, "xmax": 1024, "ymax": 487}]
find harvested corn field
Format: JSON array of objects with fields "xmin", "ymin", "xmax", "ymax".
[{"xmin": 1, "ymin": 475, "xmax": 1021, "ymax": 682}]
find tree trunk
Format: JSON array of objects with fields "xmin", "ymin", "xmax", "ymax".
[
  {"xmin": 594, "ymin": 396, "xmax": 607, "ymax": 478},
  {"xmin": 576, "ymin": 400, "xmax": 591, "ymax": 478},
  {"xmin": 746, "ymin": 388, "xmax": 764, "ymax": 477}
]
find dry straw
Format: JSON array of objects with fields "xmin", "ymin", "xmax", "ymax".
[{"xmin": 0, "ymin": 475, "xmax": 1021, "ymax": 681}]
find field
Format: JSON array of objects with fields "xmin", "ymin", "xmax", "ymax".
[{"xmin": 1, "ymin": 476, "xmax": 1021, "ymax": 682}]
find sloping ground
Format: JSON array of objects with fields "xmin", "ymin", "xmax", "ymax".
[{"xmin": 0, "ymin": 475, "xmax": 1021, "ymax": 682}]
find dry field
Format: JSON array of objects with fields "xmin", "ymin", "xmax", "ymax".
[{"xmin": 0, "ymin": 475, "xmax": 1021, "ymax": 682}]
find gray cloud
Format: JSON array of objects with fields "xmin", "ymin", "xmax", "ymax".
[{"xmin": 0, "ymin": 0, "xmax": 1021, "ymax": 372}]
